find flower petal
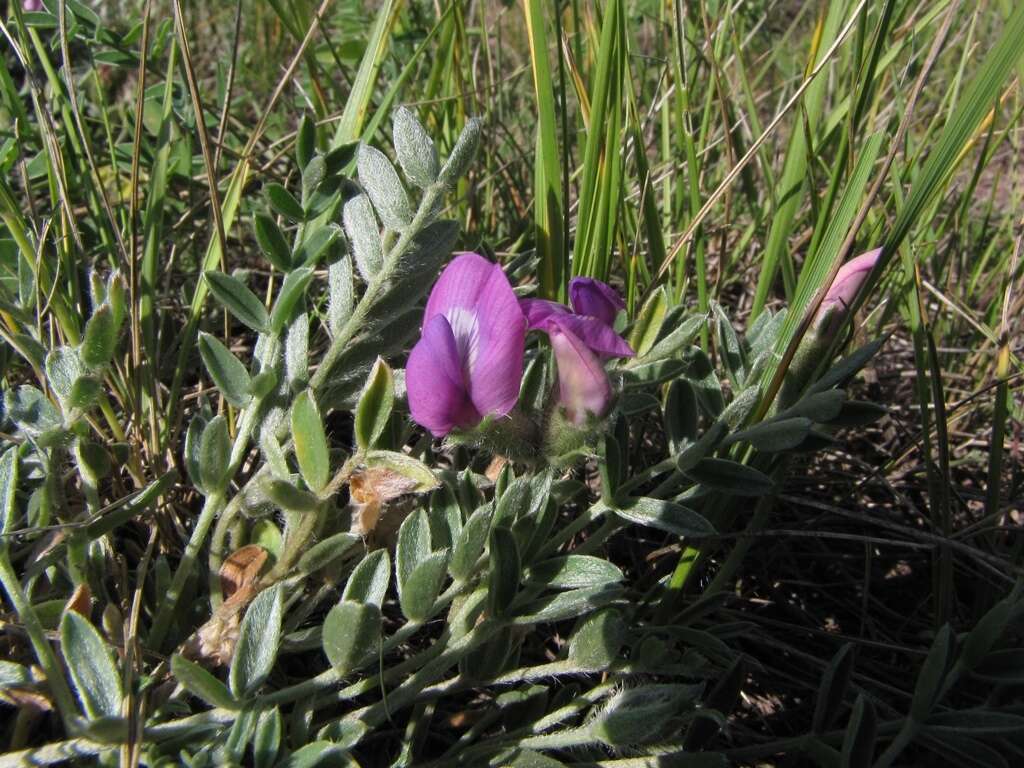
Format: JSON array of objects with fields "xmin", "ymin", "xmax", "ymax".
[
  {"xmin": 820, "ymin": 248, "xmax": 881, "ymax": 313},
  {"xmin": 547, "ymin": 314, "xmax": 634, "ymax": 358},
  {"xmin": 569, "ymin": 277, "xmax": 625, "ymax": 326},
  {"xmin": 549, "ymin": 324, "xmax": 612, "ymax": 424},
  {"xmin": 519, "ymin": 298, "xmax": 571, "ymax": 330},
  {"xmin": 466, "ymin": 264, "xmax": 527, "ymax": 417},
  {"xmin": 406, "ymin": 314, "xmax": 480, "ymax": 436},
  {"xmin": 424, "ymin": 253, "xmax": 497, "ymax": 325}
]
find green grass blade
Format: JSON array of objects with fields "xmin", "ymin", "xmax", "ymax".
[{"xmin": 523, "ymin": 0, "xmax": 566, "ymax": 300}]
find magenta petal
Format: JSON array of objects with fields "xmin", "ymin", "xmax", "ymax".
[
  {"xmin": 549, "ymin": 325, "xmax": 612, "ymax": 424},
  {"xmin": 423, "ymin": 253, "xmax": 497, "ymax": 325},
  {"xmin": 569, "ymin": 277, "xmax": 625, "ymax": 326},
  {"xmin": 466, "ymin": 265, "xmax": 527, "ymax": 416},
  {"xmin": 547, "ymin": 314, "xmax": 634, "ymax": 359},
  {"xmin": 406, "ymin": 315, "xmax": 481, "ymax": 437},
  {"xmin": 519, "ymin": 298, "xmax": 571, "ymax": 330}
]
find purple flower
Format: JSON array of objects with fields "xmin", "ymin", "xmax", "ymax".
[
  {"xmin": 520, "ymin": 277, "xmax": 633, "ymax": 360},
  {"xmin": 406, "ymin": 254, "xmax": 527, "ymax": 437},
  {"xmin": 569, "ymin": 277, "xmax": 626, "ymax": 326},
  {"xmin": 815, "ymin": 248, "xmax": 881, "ymax": 337},
  {"xmin": 520, "ymin": 277, "xmax": 633, "ymax": 424},
  {"xmin": 23, "ymin": 0, "xmax": 44, "ymax": 10},
  {"xmin": 548, "ymin": 321, "xmax": 615, "ymax": 424}
]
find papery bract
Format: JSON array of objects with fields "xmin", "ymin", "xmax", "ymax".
[
  {"xmin": 406, "ymin": 253, "xmax": 526, "ymax": 437},
  {"xmin": 569, "ymin": 277, "xmax": 626, "ymax": 326}
]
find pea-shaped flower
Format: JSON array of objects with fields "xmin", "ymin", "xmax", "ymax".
[
  {"xmin": 406, "ymin": 253, "xmax": 527, "ymax": 437},
  {"xmin": 521, "ymin": 277, "xmax": 633, "ymax": 425},
  {"xmin": 569, "ymin": 277, "xmax": 626, "ymax": 326},
  {"xmin": 814, "ymin": 248, "xmax": 881, "ymax": 338}
]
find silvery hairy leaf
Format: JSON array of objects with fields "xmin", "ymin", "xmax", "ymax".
[
  {"xmin": 293, "ymin": 223, "xmax": 340, "ymax": 269},
  {"xmin": 205, "ymin": 271, "xmax": 270, "ymax": 333},
  {"xmin": 342, "ymin": 549, "xmax": 391, "ymax": 607},
  {"xmin": 327, "ymin": 254, "xmax": 354, "ymax": 336},
  {"xmin": 253, "ymin": 213, "xmax": 292, "ymax": 272},
  {"xmin": 683, "ymin": 346, "xmax": 725, "ymax": 417},
  {"xmin": 438, "ymin": 117, "xmax": 481, "ymax": 188},
  {"xmin": 298, "ymin": 532, "xmax": 359, "ymax": 575},
  {"xmin": 747, "ymin": 306, "xmax": 787, "ymax": 356},
  {"xmin": 622, "ymin": 359, "xmax": 687, "ymax": 389},
  {"xmin": 184, "ymin": 414, "xmax": 207, "ymax": 492},
  {"xmin": 712, "ymin": 301, "xmax": 748, "ymax": 386},
  {"xmin": 5, "ymin": 385, "xmax": 63, "ymax": 442},
  {"xmin": 0, "ymin": 448, "xmax": 16, "ymax": 536},
  {"xmin": 393, "ymin": 106, "xmax": 439, "ymax": 188},
  {"xmin": 512, "ymin": 584, "xmax": 622, "ymax": 625},
  {"xmin": 664, "ymin": 378, "xmax": 699, "ymax": 454},
  {"xmin": 725, "ymin": 416, "xmax": 813, "ymax": 452},
  {"xmin": 284, "ymin": 311, "xmax": 309, "ymax": 391},
  {"xmin": 526, "ymin": 555, "xmax": 624, "ymax": 590},
  {"xmin": 354, "ymin": 358, "xmax": 394, "ymax": 451},
  {"xmin": 396, "ymin": 509, "xmax": 431, "ymax": 596},
  {"xmin": 720, "ymin": 384, "xmax": 760, "ymax": 428},
  {"xmin": 198, "ymin": 332, "xmax": 252, "ymax": 408},
  {"xmin": 263, "ymin": 477, "xmax": 319, "ymax": 513},
  {"xmin": 295, "ymin": 114, "xmax": 315, "ymax": 169},
  {"xmin": 628, "ymin": 287, "xmax": 668, "ymax": 359},
  {"xmin": 399, "ymin": 550, "xmax": 449, "ymax": 623},
  {"xmin": 684, "ymin": 458, "xmax": 773, "ymax": 496},
  {"xmin": 291, "ymin": 390, "xmax": 329, "ymax": 494},
  {"xmin": 357, "ymin": 144, "xmax": 412, "ymax": 231},
  {"xmin": 198, "ymin": 415, "xmax": 231, "ymax": 493},
  {"xmin": 777, "ymin": 388, "xmax": 846, "ymax": 423},
  {"xmin": 323, "ymin": 601, "xmax": 381, "ymax": 674},
  {"xmin": 171, "ymin": 654, "xmax": 238, "ymax": 711},
  {"xmin": 343, "ymin": 193, "xmax": 383, "ymax": 281},
  {"xmin": 269, "ymin": 267, "xmax": 313, "ymax": 333},
  {"xmin": 808, "ymin": 337, "xmax": 886, "ymax": 395},
  {"xmin": 45, "ymin": 347, "xmax": 86, "ymax": 409},
  {"xmin": 428, "ymin": 483, "xmax": 462, "ymax": 550},
  {"xmin": 253, "ymin": 707, "xmax": 283, "ymax": 768},
  {"xmin": 80, "ymin": 304, "xmax": 118, "ymax": 369},
  {"xmin": 265, "ymin": 183, "xmax": 305, "ymax": 222},
  {"xmin": 365, "ymin": 219, "xmax": 459, "ymax": 323},
  {"xmin": 301, "ymin": 154, "xmax": 326, "ymax": 201},
  {"xmin": 611, "ymin": 497, "xmax": 716, "ymax": 538},
  {"xmin": 487, "ymin": 526, "xmax": 520, "ymax": 618},
  {"xmin": 592, "ymin": 684, "xmax": 703, "ymax": 746},
  {"xmin": 568, "ymin": 608, "xmax": 626, "ymax": 669},
  {"xmin": 450, "ymin": 505, "xmax": 492, "ymax": 583},
  {"xmin": 229, "ymin": 583, "xmax": 284, "ymax": 698},
  {"xmin": 60, "ymin": 611, "xmax": 123, "ymax": 719},
  {"xmin": 641, "ymin": 313, "xmax": 705, "ymax": 363}
]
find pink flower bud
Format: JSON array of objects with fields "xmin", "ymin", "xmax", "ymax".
[{"xmin": 814, "ymin": 248, "xmax": 881, "ymax": 337}]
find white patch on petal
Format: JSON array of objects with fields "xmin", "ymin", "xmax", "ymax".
[{"xmin": 445, "ymin": 307, "xmax": 481, "ymax": 375}]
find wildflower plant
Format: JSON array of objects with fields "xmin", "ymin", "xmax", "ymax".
[{"xmin": 1, "ymin": 82, "xmax": 1020, "ymax": 768}]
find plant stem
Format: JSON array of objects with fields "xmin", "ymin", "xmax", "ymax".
[
  {"xmin": 309, "ymin": 181, "xmax": 445, "ymax": 395},
  {"xmin": 147, "ymin": 490, "xmax": 225, "ymax": 650},
  {"xmin": 0, "ymin": 550, "xmax": 79, "ymax": 728}
]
